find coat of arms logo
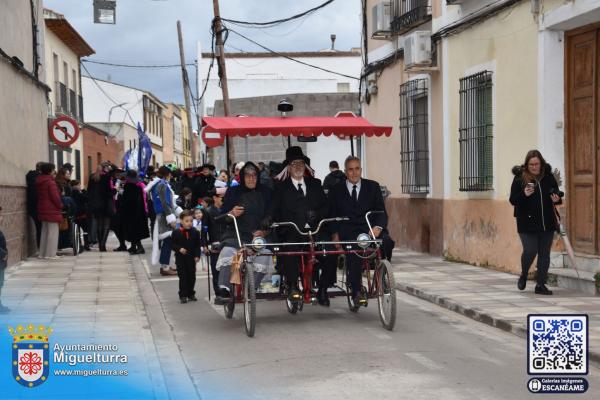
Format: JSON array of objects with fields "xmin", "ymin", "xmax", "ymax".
[{"xmin": 8, "ymin": 324, "xmax": 53, "ymax": 388}]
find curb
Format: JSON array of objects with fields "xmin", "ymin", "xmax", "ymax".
[
  {"xmin": 395, "ymin": 281, "xmax": 600, "ymax": 367},
  {"xmin": 131, "ymin": 254, "xmax": 202, "ymax": 400}
]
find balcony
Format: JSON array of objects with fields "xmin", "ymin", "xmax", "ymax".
[{"xmin": 391, "ymin": 0, "xmax": 431, "ymax": 35}]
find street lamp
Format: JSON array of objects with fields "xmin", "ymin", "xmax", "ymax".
[
  {"xmin": 108, "ymin": 102, "xmax": 127, "ymax": 137},
  {"xmin": 93, "ymin": 0, "xmax": 116, "ymax": 24},
  {"xmin": 108, "ymin": 102, "xmax": 127, "ymax": 122}
]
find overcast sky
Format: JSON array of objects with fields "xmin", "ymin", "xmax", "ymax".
[{"xmin": 43, "ymin": 0, "xmax": 362, "ymax": 105}]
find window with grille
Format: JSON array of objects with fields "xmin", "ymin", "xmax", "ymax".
[
  {"xmin": 399, "ymin": 78, "xmax": 429, "ymax": 194},
  {"xmin": 459, "ymin": 71, "xmax": 493, "ymax": 192}
]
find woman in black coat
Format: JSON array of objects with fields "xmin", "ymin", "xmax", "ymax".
[
  {"xmin": 509, "ymin": 150, "xmax": 562, "ymax": 295},
  {"xmin": 213, "ymin": 162, "xmax": 273, "ymax": 305},
  {"xmin": 120, "ymin": 170, "xmax": 150, "ymax": 254}
]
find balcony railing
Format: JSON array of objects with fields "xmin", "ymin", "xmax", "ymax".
[
  {"xmin": 69, "ymin": 89, "xmax": 77, "ymax": 118},
  {"xmin": 78, "ymin": 95, "xmax": 84, "ymax": 122},
  {"xmin": 391, "ymin": 0, "xmax": 431, "ymax": 34},
  {"xmin": 58, "ymin": 82, "xmax": 67, "ymax": 114}
]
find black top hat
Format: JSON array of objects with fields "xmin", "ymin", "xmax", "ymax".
[{"xmin": 282, "ymin": 146, "xmax": 310, "ymax": 167}]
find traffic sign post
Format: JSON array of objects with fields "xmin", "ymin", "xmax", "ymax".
[{"xmin": 49, "ymin": 116, "xmax": 80, "ymax": 147}]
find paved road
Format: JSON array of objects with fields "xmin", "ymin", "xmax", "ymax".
[{"xmin": 145, "ymin": 265, "xmax": 600, "ymax": 400}]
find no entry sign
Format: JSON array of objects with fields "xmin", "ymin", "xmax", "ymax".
[
  {"xmin": 202, "ymin": 130, "xmax": 224, "ymax": 148},
  {"xmin": 49, "ymin": 115, "xmax": 80, "ymax": 147}
]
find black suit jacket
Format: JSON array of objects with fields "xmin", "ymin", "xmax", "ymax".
[
  {"xmin": 271, "ymin": 176, "xmax": 329, "ymax": 237},
  {"xmin": 329, "ymin": 178, "xmax": 388, "ymax": 240}
]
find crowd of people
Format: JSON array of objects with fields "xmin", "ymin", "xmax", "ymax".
[
  {"xmin": 21, "ymin": 147, "xmax": 394, "ymax": 306},
  {"xmin": 0, "ymin": 145, "xmax": 569, "ymax": 319}
]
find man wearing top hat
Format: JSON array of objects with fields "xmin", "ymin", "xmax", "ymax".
[
  {"xmin": 192, "ymin": 164, "xmax": 216, "ymax": 206},
  {"xmin": 271, "ymin": 146, "xmax": 334, "ymax": 305}
]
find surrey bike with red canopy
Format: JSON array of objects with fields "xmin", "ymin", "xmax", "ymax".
[{"xmin": 223, "ymin": 211, "xmax": 396, "ymax": 338}]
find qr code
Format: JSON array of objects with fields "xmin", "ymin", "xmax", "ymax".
[{"xmin": 528, "ymin": 315, "xmax": 588, "ymax": 375}]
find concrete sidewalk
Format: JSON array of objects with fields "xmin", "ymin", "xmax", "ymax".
[
  {"xmin": 391, "ymin": 250, "xmax": 600, "ymax": 364},
  {"xmin": 0, "ymin": 240, "xmax": 198, "ymax": 399}
]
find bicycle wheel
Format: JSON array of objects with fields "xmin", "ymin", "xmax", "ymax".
[
  {"xmin": 376, "ymin": 260, "xmax": 396, "ymax": 331},
  {"xmin": 71, "ymin": 221, "xmax": 80, "ymax": 256},
  {"xmin": 224, "ymin": 284, "xmax": 235, "ymax": 319},
  {"xmin": 243, "ymin": 263, "xmax": 256, "ymax": 337}
]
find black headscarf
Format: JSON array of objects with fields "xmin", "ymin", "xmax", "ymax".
[{"xmin": 238, "ymin": 161, "xmax": 261, "ymax": 192}]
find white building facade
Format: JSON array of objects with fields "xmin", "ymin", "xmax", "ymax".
[{"xmin": 82, "ymin": 77, "xmax": 165, "ymax": 166}]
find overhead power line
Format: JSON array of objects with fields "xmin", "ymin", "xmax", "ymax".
[
  {"xmin": 219, "ymin": 0, "xmax": 335, "ymax": 28},
  {"xmin": 82, "ymin": 59, "xmax": 194, "ymax": 68},
  {"xmin": 81, "ymin": 62, "xmax": 136, "ymax": 126},
  {"xmin": 227, "ymin": 28, "xmax": 359, "ymax": 81}
]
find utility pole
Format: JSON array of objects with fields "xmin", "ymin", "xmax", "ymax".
[
  {"xmin": 177, "ymin": 20, "xmax": 196, "ymax": 166},
  {"xmin": 212, "ymin": 0, "xmax": 233, "ymax": 169}
]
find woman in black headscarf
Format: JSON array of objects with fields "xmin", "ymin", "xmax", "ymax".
[
  {"xmin": 213, "ymin": 162, "xmax": 273, "ymax": 305},
  {"xmin": 120, "ymin": 169, "xmax": 150, "ymax": 254}
]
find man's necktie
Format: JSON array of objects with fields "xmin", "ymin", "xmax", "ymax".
[
  {"xmin": 352, "ymin": 185, "xmax": 358, "ymax": 202},
  {"xmin": 298, "ymin": 183, "xmax": 304, "ymax": 196}
]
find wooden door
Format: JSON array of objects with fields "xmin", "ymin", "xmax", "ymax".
[{"xmin": 566, "ymin": 25, "xmax": 600, "ymax": 255}]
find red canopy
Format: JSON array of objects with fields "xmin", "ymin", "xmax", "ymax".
[{"xmin": 201, "ymin": 113, "xmax": 392, "ymax": 139}]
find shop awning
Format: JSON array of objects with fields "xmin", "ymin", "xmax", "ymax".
[{"xmin": 200, "ymin": 113, "xmax": 392, "ymax": 139}]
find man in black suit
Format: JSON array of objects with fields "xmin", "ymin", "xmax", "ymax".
[
  {"xmin": 329, "ymin": 156, "xmax": 389, "ymax": 307},
  {"xmin": 271, "ymin": 146, "xmax": 332, "ymax": 305},
  {"xmin": 192, "ymin": 164, "xmax": 216, "ymax": 206}
]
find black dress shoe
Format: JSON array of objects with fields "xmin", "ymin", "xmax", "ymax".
[
  {"xmin": 114, "ymin": 246, "xmax": 127, "ymax": 252},
  {"xmin": 214, "ymin": 296, "xmax": 229, "ymax": 305},
  {"xmin": 135, "ymin": 247, "xmax": 145, "ymax": 254},
  {"xmin": 180, "ymin": 297, "xmax": 188, "ymax": 304},
  {"xmin": 317, "ymin": 287, "xmax": 330, "ymax": 306},
  {"xmin": 535, "ymin": 284, "xmax": 553, "ymax": 295},
  {"xmin": 189, "ymin": 295, "xmax": 198, "ymax": 301},
  {"xmin": 518, "ymin": 275, "xmax": 527, "ymax": 291}
]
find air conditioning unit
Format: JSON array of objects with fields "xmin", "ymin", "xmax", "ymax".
[
  {"xmin": 404, "ymin": 31, "xmax": 432, "ymax": 70},
  {"xmin": 371, "ymin": 2, "xmax": 391, "ymax": 39}
]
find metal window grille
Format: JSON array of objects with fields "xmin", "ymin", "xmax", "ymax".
[
  {"xmin": 400, "ymin": 79, "xmax": 429, "ymax": 194},
  {"xmin": 391, "ymin": 0, "xmax": 431, "ymax": 33},
  {"xmin": 459, "ymin": 71, "xmax": 493, "ymax": 191}
]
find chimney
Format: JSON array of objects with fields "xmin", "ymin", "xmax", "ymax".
[{"xmin": 330, "ymin": 34, "xmax": 336, "ymax": 51}]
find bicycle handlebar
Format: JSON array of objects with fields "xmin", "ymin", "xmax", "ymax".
[
  {"xmin": 270, "ymin": 217, "xmax": 349, "ymax": 237},
  {"xmin": 224, "ymin": 210, "xmax": 384, "ymax": 249}
]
